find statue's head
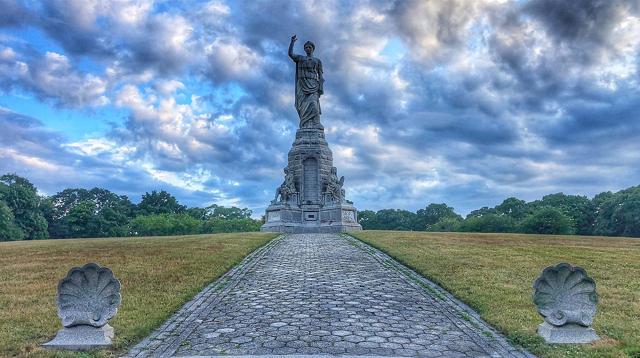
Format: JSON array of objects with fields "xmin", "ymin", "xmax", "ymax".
[{"xmin": 304, "ymin": 41, "xmax": 315, "ymax": 55}]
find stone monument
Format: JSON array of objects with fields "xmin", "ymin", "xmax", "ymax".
[
  {"xmin": 532, "ymin": 263, "xmax": 599, "ymax": 344},
  {"xmin": 43, "ymin": 263, "xmax": 122, "ymax": 351},
  {"xmin": 261, "ymin": 35, "xmax": 362, "ymax": 233}
]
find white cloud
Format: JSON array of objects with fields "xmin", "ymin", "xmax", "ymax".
[
  {"xmin": 107, "ymin": 0, "xmax": 154, "ymax": 26},
  {"xmin": 0, "ymin": 50, "xmax": 109, "ymax": 106},
  {"xmin": 205, "ymin": 39, "xmax": 263, "ymax": 82},
  {"xmin": 0, "ymin": 148, "xmax": 59, "ymax": 171}
]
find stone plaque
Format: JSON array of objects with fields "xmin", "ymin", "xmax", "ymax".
[
  {"xmin": 342, "ymin": 210, "xmax": 355, "ymax": 222},
  {"xmin": 268, "ymin": 211, "xmax": 281, "ymax": 222},
  {"xmin": 303, "ymin": 157, "xmax": 319, "ymax": 203}
]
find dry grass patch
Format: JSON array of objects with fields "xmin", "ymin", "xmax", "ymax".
[
  {"xmin": 0, "ymin": 232, "xmax": 277, "ymax": 357},
  {"xmin": 351, "ymin": 231, "xmax": 640, "ymax": 358}
]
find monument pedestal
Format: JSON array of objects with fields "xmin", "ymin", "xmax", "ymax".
[
  {"xmin": 262, "ymin": 202, "xmax": 361, "ymax": 233},
  {"xmin": 261, "ymin": 126, "xmax": 362, "ymax": 233}
]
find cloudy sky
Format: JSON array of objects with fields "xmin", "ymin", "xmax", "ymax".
[{"xmin": 1, "ymin": 0, "xmax": 639, "ymax": 216}]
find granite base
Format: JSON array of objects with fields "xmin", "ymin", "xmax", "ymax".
[
  {"xmin": 261, "ymin": 203, "xmax": 362, "ymax": 233},
  {"xmin": 43, "ymin": 324, "xmax": 114, "ymax": 351},
  {"xmin": 537, "ymin": 322, "xmax": 599, "ymax": 344}
]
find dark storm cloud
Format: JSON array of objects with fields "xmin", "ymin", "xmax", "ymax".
[
  {"xmin": 536, "ymin": 89, "xmax": 640, "ymax": 148},
  {"xmin": 0, "ymin": 0, "xmax": 35, "ymax": 27},
  {"xmin": 38, "ymin": 1, "xmax": 116, "ymax": 58},
  {"xmin": 523, "ymin": 0, "xmax": 635, "ymax": 64},
  {"xmin": 0, "ymin": 108, "xmax": 65, "ymax": 157},
  {"xmin": 487, "ymin": 0, "xmax": 639, "ymax": 113},
  {"xmin": 389, "ymin": 111, "xmax": 519, "ymax": 150},
  {"xmin": 477, "ymin": 1, "xmax": 639, "ymax": 179}
]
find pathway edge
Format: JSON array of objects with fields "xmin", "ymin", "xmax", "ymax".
[
  {"xmin": 124, "ymin": 234, "xmax": 286, "ymax": 358},
  {"xmin": 343, "ymin": 233, "xmax": 535, "ymax": 358}
]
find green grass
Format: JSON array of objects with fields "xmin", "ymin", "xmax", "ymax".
[
  {"xmin": 351, "ymin": 231, "xmax": 640, "ymax": 358},
  {"xmin": 0, "ymin": 232, "xmax": 277, "ymax": 358}
]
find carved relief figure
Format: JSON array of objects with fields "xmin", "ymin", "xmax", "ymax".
[
  {"xmin": 289, "ymin": 34, "xmax": 324, "ymax": 129},
  {"xmin": 274, "ymin": 167, "xmax": 297, "ymax": 204},
  {"xmin": 326, "ymin": 166, "xmax": 345, "ymax": 203}
]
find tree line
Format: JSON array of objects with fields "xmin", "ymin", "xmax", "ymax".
[
  {"xmin": 3, "ymin": 172, "xmax": 639, "ymax": 241},
  {"xmin": 0, "ymin": 173, "xmax": 261, "ymax": 241},
  {"xmin": 359, "ymin": 186, "xmax": 640, "ymax": 237}
]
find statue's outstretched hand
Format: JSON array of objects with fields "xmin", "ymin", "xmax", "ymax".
[{"xmin": 291, "ymin": 35, "xmax": 297, "ymax": 42}]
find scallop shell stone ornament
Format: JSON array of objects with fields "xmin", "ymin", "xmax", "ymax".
[
  {"xmin": 533, "ymin": 263, "xmax": 597, "ymax": 327},
  {"xmin": 57, "ymin": 263, "xmax": 122, "ymax": 328}
]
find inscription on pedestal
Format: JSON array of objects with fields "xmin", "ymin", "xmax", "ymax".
[
  {"xmin": 268, "ymin": 211, "xmax": 281, "ymax": 222},
  {"xmin": 303, "ymin": 158, "xmax": 319, "ymax": 203},
  {"xmin": 342, "ymin": 210, "xmax": 355, "ymax": 222}
]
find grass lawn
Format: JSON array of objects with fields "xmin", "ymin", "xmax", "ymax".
[
  {"xmin": 0, "ymin": 232, "xmax": 277, "ymax": 358},
  {"xmin": 351, "ymin": 231, "xmax": 640, "ymax": 358}
]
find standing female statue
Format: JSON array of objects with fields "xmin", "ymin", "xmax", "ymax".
[{"xmin": 289, "ymin": 35, "xmax": 324, "ymax": 129}]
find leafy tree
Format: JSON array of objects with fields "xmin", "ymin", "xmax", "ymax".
[
  {"xmin": 47, "ymin": 188, "xmax": 91, "ymax": 237},
  {"xmin": 521, "ymin": 206, "xmax": 574, "ymax": 235},
  {"xmin": 466, "ymin": 207, "xmax": 497, "ymax": 218},
  {"xmin": 593, "ymin": 186, "xmax": 640, "ymax": 237},
  {"xmin": 358, "ymin": 210, "xmax": 377, "ymax": 230},
  {"xmin": 415, "ymin": 203, "xmax": 462, "ymax": 231},
  {"xmin": 129, "ymin": 213, "xmax": 201, "ymax": 236},
  {"xmin": 370, "ymin": 209, "xmax": 417, "ymax": 231},
  {"xmin": 427, "ymin": 216, "xmax": 462, "ymax": 232},
  {"xmin": 0, "ymin": 174, "xmax": 48, "ymax": 240},
  {"xmin": 48, "ymin": 188, "xmax": 133, "ymax": 238},
  {"xmin": 0, "ymin": 201, "xmax": 24, "ymax": 241},
  {"xmin": 205, "ymin": 204, "xmax": 252, "ymax": 220},
  {"xmin": 88, "ymin": 188, "xmax": 134, "ymax": 237},
  {"xmin": 495, "ymin": 197, "xmax": 528, "ymax": 220},
  {"xmin": 201, "ymin": 218, "xmax": 261, "ymax": 233},
  {"xmin": 592, "ymin": 191, "xmax": 614, "ymax": 208},
  {"xmin": 137, "ymin": 190, "xmax": 186, "ymax": 215},
  {"xmin": 186, "ymin": 207, "xmax": 207, "ymax": 220},
  {"xmin": 536, "ymin": 193, "xmax": 595, "ymax": 235},
  {"xmin": 0, "ymin": 174, "xmax": 37, "ymax": 191},
  {"xmin": 458, "ymin": 214, "xmax": 516, "ymax": 233},
  {"xmin": 65, "ymin": 200, "xmax": 98, "ymax": 238}
]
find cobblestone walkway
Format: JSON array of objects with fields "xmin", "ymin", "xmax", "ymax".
[{"xmin": 127, "ymin": 234, "xmax": 532, "ymax": 357}]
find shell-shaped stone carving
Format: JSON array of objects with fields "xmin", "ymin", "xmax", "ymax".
[
  {"xmin": 533, "ymin": 263, "xmax": 597, "ymax": 327},
  {"xmin": 57, "ymin": 263, "xmax": 121, "ymax": 328}
]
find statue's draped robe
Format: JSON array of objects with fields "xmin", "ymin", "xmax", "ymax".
[{"xmin": 291, "ymin": 54, "xmax": 323, "ymax": 128}]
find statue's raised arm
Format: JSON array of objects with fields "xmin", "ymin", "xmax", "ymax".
[{"xmin": 288, "ymin": 35, "xmax": 298, "ymax": 61}]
